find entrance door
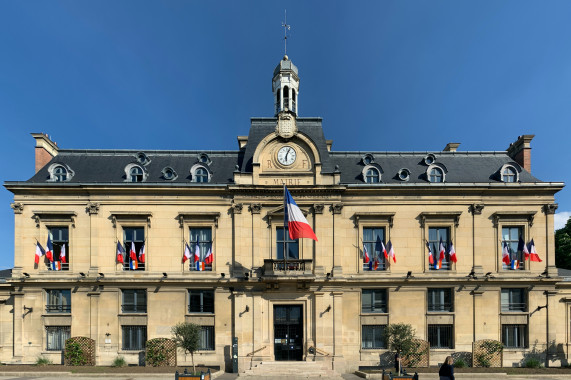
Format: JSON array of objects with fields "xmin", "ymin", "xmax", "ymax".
[{"xmin": 274, "ymin": 305, "xmax": 303, "ymax": 361}]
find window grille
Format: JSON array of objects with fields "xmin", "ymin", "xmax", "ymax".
[
  {"xmin": 189, "ymin": 290, "xmax": 214, "ymax": 313},
  {"xmin": 122, "ymin": 289, "xmax": 147, "ymax": 313},
  {"xmin": 502, "ymin": 324, "xmax": 527, "ymax": 348},
  {"xmin": 428, "ymin": 324, "xmax": 453, "ymax": 348},
  {"xmin": 199, "ymin": 326, "xmax": 215, "ymax": 351},
  {"xmin": 46, "ymin": 326, "xmax": 70, "ymax": 351},
  {"xmin": 362, "ymin": 325, "xmax": 386, "ymax": 349},
  {"xmin": 46, "ymin": 289, "xmax": 71, "ymax": 313},
  {"xmin": 122, "ymin": 325, "xmax": 147, "ymax": 351},
  {"xmin": 427, "ymin": 289, "xmax": 453, "ymax": 312}
]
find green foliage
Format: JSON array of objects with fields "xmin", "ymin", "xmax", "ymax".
[
  {"xmin": 64, "ymin": 340, "xmax": 87, "ymax": 366},
  {"xmin": 172, "ymin": 322, "xmax": 201, "ymax": 373},
  {"xmin": 524, "ymin": 357, "xmax": 542, "ymax": 368},
  {"xmin": 146, "ymin": 338, "xmax": 175, "ymax": 367},
  {"xmin": 111, "ymin": 356, "xmax": 127, "ymax": 368},
  {"xmin": 35, "ymin": 356, "xmax": 52, "ymax": 366},
  {"xmin": 556, "ymin": 217, "xmax": 571, "ymax": 269},
  {"xmin": 475, "ymin": 340, "xmax": 503, "ymax": 367},
  {"xmin": 454, "ymin": 358, "xmax": 467, "ymax": 368},
  {"xmin": 382, "ymin": 323, "xmax": 416, "ymax": 357}
]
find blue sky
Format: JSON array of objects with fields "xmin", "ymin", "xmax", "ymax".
[{"xmin": 1, "ymin": 1, "xmax": 570, "ymax": 270}]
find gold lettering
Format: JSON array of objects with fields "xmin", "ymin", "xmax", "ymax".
[
  {"xmin": 302, "ymin": 160, "xmax": 307, "ymax": 169},
  {"xmin": 267, "ymin": 160, "xmax": 273, "ymax": 169}
]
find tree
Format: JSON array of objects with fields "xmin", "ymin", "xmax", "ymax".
[
  {"xmin": 556, "ymin": 217, "xmax": 571, "ymax": 270},
  {"xmin": 172, "ymin": 322, "xmax": 201, "ymax": 374},
  {"xmin": 383, "ymin": 323, "xmax": 417, "ymax": 373}
]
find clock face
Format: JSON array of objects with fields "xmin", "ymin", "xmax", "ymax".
[{"xmin": 277, "ymin": 146, "xmax": 297, "ymax": 166}]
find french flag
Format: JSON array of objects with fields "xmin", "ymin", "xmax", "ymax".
[
  {"xmin": 129, "ymin": 242, "xmax": 138, "ymax": 270},
  {"xmin": 426, "ymin": 242, "xmax": 434, "ymax": 265},
  {"xmin": 46, "ymin": 235, "xmax": 54, "ymax": 262},
  {"xmin": 528, "ymin": 239, "xmax": 542, "ymax": 262},
  {"xmin": 182, "ymin": 243, "xmax": 192, "ymax": 263},
  {"xmin": 196, "ymin": 261, "xmax": 205, "ymax": 271},
  {"xmin": 204, "ymin": 245, "xmax": 213, "ymax": 265},
  {"xmin": 362, "ymin": 244, "xmax": 370, "ymax": 264},
  {"xmin": 387, "ymin": 240, "xmax": 396, "ymax": 263},
  {"xmin": 438, "ymin": 237, "xmax": 446, "ymax": 263},
  {"xmin": 138, "ymin": 244, "xmax": 145, "ymax": 263},
  {"xmin": 376, "ymin": 235, "xmax": 387, "ymax": 260},
  {"xmin": 502, "ymin": 242, "xmax": 511, "ymax": 266},
  {"xmin": 284, "ymin": 187, "xmax": 318, "ymax": 241},
  {"xmin": 35, "ymin": 242, "xmax": 46, "ymax": 264},
  {"xmin": 511, "ymin": 259, "xmax": 520, "ymax": 270},
  {"xmin": 51, "ymin": 261, "xmax": 61, "ymax": 271},
  {"xmin": 116, "ymin": 241, "xmax": 125, "ymax": 264},
  {"xmin": 59, "ymin": 243, "xmax": 67, "ymax": 264},
  {"xmin": 448, "ymin": 241, "xmax": 457, "ymax": 263},
  {"xmin": 194, "ymin": 238, "xmax": 200, "ymax": 263}
]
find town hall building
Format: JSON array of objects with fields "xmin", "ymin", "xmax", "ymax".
[{"xmin": 2, "ymin": 55, "xmax": 569, "ymax": 373}]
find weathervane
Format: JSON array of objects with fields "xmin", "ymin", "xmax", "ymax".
[{"xmin": 282, "ymin": 9, "xmax": 290, "ymax": 56}]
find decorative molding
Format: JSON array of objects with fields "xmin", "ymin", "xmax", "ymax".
[
  {"xmin": 231, "ymin": 203, "xmax": 243, "ymax": 215},
  {"xmin": 10, "ymin": 202, "xmax": 24, "ymax": 214},
  {"xmin": 313, "ymin": 204, "xmax": 324, "ymax": 214},
  {"xmin": 86, "ymin": 202, "xmax": 100, "ymax": 215},
  {"xmin": 249, "ymin": 203, "xmax": 262, "ymax": 214},
  {"xmin": 32, "ymin": 211, "xmax": 77, "ymax": 228},
  {"xmin": 353, "ymin": 212, "xmax": 395, "ymax": 228},
  {"xmin": 110, "ymin": 212, "xmax": 153, "ymax": 229},
  {"xmin": 469, "ymin": 204, "xmax": 485, "ymax": 215},
  {"xmin": 491, "ymin": 211, "xmax": 536, "ymax": 228},
  {"xmin": 330, "ymin": 203, "xmax": 344, "ymax": 215},
  {"xmin": 543, "ymin": 203, "xmax": 558, "ymax": 215},
  {"xmin": 419, "ymin": 211, "xmax": 462, "ymax": 228},
  {"xmin": 178, "ymin": 212, "xmax": 220, "ymax": 228}
]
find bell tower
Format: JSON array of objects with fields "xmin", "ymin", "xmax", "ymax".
[{"xmin": 273, "ymin": 55, "xmax": 299, "ymax": 116}]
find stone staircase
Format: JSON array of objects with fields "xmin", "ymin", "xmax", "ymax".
[{"xmin": 240, "ymin": 360, "xmax": 342, "ymax": 379}]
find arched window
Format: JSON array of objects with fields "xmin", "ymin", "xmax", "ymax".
[
  {"xmin": 130, "ymin": 166, "xmax": 144, "ymax": 182},
  {"xmin": 502, "ymin": 166, "xmax": 517, "ymax": 182},
  {"xmin": 366, "ymin": 168, "xmax": 380, "ymax": 183},
  {"xmin": 276, "ymin": 88, "xmax": 281, "ymax": 114},
  {"xmin": 195, "ymin": 168, "xmax": 209, "ymax": 183},
  {"xmin": 429, "ymin": 167, "xmax": 443, "ymax": 183},
  {"xmin": 53, "ymin": 166, "xmax": 68, "ymax": 182},
  {"xmin": 292, "ymin": 89, "xmax": 297, "ymax": 112},
  {"xmin": 283, "ymin": 86, "xmax": 290, "ymax": 110}
]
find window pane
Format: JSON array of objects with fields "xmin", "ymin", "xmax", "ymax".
[
  {"xmin": 199, "ymin": 326, "xmax": 215, "ymax": 350},
  {"xmin": 363, "ymin": 227, "xmax": 386, "ymax": 271},
  {"xmin": 428, "ymin": 289, "xmax": 453, "ymax": 312},
  {"xmin": 122, "ymin": 326, "xmax": 147, "ymax": 350},
  {"xmin": 189, "ymin": 290, "xmax": 214, "ymax": 313},
  {"xmin": 276, "ymin": 227, "xmax": 299, "ymax": 260},
  {"xmin": 362, "ymin": 325, "xmax": 386, "ymax": 349},
  {"xmin": 46, "ymin": 326, "xmax": 70, "ymax": 351},
  {"xmin": 428, "ymin": 325, "xmax": 453, "ymax": 348},
  {"xmin": 362, "ymin": 289, "xmax": 387, "ymax": 313}
]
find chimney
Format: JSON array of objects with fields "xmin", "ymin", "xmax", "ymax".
[
  {"xmin": 507, "ymin": 135, "xmax": 534, "ymax": 173},
  {"xmin": 443, "ymin": 143, "xmax": 460, "ymax": 152},
  {"xmin": 31, "ymin": 133, "xmax": 59, "ymax": 173}
]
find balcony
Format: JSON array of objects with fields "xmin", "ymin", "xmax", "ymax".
[{"xmin": 263, "ymin": 259, "xmax": 313, "ymax": 277}]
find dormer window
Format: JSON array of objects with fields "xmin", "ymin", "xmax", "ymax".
[
  {"xmin": 53, "ymin": 166, "xmax": 68, "ymax": 182},
  {"xmin": 398, "ymin": 168, "xmax": 410, "ymax": 181},
  {"xmin": 190, "ymin": 164, "xmax": 211, "ymax": 183},
  {"xmin": 130, "ymin": 166, "xmax": 144, "ymax": 182},
  {"xmin": 135, "ymin": 152, "xmax": 151, "ymax": 166},
  {"xmin": 197, "ymin": 153, "xmax": 211, "ymax": 165},
  {"xmin": 424, "ymin": 154, "xmax": 436, "ymax": 165},
  {"xmin": 47, "ymin": 163, "xmax": 74, "ymax": 182},
  {"xmin": 501, "ymin": 165, "xmax": 518, "ymax": 183},
  {"xmin": 428, "ymin": 167, "xmax": 444, "ymax": 183},
  {"xmin": 162, "ymin": 167, "xmax": 177, "ymax": 181},
  {"xmin": 362, "ymin": 154, "xmax": 374, "ymax": 165},
  {"xmin": 366, "ymin": 168, "xmax": 380, "ymax": 183}
]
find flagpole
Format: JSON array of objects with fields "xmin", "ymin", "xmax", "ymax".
[{"xmin": 283, "ymin": 185, "xmax": 287, "ymax": 272}]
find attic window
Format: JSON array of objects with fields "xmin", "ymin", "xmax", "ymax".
[
  {"xmin": 428, "ymin": 167, "xmax": 443, "ymax": 183},
  {"xmin": 362, "ymin": 154, "xmax": 374, "ymax": 165},
  {"xmin": 198, "ymin": 153, "xmax": 211, "ymax": 165},
  {"xmin": 124, "ymin": 163, "xmax": 147, "ymax": 183},
  {"xmin": 424, "ymin": 154, "xmax": 436, "ymax": 165},
  {"xmin": 365, "ymin": 168, "xmax": 380, "ymax": 183},
  {"xmin": 501, "ymin": 165, "xmax": 518, "ymax": 183},
  {"xmin": 398, "ymin": 168, "xmax": 410, "ymax": 181},
  {"xmin": 135, "ymin": 152, "xmax": 151, "ymax": 166},
  {"xmin": 190, "ymin": 164, "xmax": 212, "ymax": 183},
  {"xmin": 47, "ymin": 163, "xmax": 74, "ymax": 182},
  {"xmin": 162, "ymin": 167, "xmax": 178, "ymax": 181}
]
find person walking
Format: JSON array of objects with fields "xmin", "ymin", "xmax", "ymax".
[{"xmin": 439, "ymin": 356, "xmax": 455, "ymax": 380}]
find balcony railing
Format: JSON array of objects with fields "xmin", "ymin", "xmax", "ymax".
[{"xmin": 263, "ymin": 259, "xmax": 313, "ymax": 276}]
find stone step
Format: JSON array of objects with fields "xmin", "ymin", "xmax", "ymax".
[{"xmin": 241, "ymin": 361, "xmax": 338, "ymax": 378}]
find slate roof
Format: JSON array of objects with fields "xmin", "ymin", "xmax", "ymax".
[{"xmin": 11, "ymin": 117, "xmax": 550, "ymax": 186}]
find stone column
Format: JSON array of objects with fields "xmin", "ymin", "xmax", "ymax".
[
  {"xmin": 331, "ymin": 204, "xmax": 343, "ymax": 275},
  {"xmin": 88, "ymin": 290, "xmax": 100, "ymax": 363},
  {"xmin": 87, "ymin": 202, "xmax": 100, "ymax": 273},
  {"xmin": 12, "ymin": 291, "xmax": 24, "ymax": 360},
  {"xmin": 332, "ymin": 291, "xmax": 345, "ymax": 372},
  {"xmin": 543, "ymin": 204, "xmax": 558, "ymax": 277}
]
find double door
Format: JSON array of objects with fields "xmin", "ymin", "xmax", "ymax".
[{"xmin": 273, "ymin": 305, "xmax": 303, "ymax": 361}]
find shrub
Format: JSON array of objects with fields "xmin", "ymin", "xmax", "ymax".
[
  {"xmin": 524, "ymin": 357, "xmax": 542, "ymax": 368},
  {"xmin": 454, "ymin": 358, "xmax": 467, "ymax": 368},
  {"xmin": 111, "ymin": 356, "xmax": 127, "ymax": 368},
  {"xmin": 172, "ymin": 322, "xmax": 201, "ymax": 374},
  {"xmin": 36, "ymin": 356, "xmax": 52, "ymax": 366},
  {"xmin": 64, "ymin": 340, "xmax": 87, "ymax": 366},
  {"xmin": 145, "ymin": 338, "xmax": 176, "ymax": 367}
]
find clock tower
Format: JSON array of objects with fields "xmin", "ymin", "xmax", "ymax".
[{"xmin": 273, "ymin": 55, "xmax": 299, "ymax": 116}]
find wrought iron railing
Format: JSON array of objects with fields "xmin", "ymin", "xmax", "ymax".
[{"xmin": 263, "ymin": 259, "xmax": 312, "ymax": 275}]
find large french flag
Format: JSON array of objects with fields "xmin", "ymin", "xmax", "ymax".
[
  {"xmin": 284, "ymin": 186, "xmax": 318, "ymax": 241},
  {"xmin": 362, "ymin": 244, "xmax": 370, "ymax": 264},
  {"xmin": 528, "ymin": 239, "xmax": 542, "ymax": 262},
  {"xmin": 502, "ymin": 242, "xmax": 511, "ymax": 266},
  {"xmin": 35, "ymin": 242, "xmax": 46, "ymax": 264},
  {"xmin": 204, "ymin": 245, "xmax": 213, "ymax": 265},
  {"xmin": 46, "ymin": 234, "xmax": 54, "ymax": 262},
  {"xmin": 182, "ymin": 243, "xmax": 192, "ymax": 263},
  {"xmin": 116, "ymin": 241, "xmax": 125, "ymax": 264}
]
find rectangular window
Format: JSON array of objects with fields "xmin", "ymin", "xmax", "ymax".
[
  {"xmin": 122, "ymin": 289, "xmax": 147, "ymax": 313},
  {"xmin": 276, "ymin": 227, "xmax": 299, "ymax": 260},
  {"xmin": 188, "ymin": 290, "xmax": 214, "ymax": 313},
  {"xmin": 428, "ymin": 324, "xmax": 453, "ymax": 348},
  {"xmin": 427, "ymin": 288, "xmax": 453, "ymax": 312},
  {"xmin": 46, "ymin": 227, "xmax": 69, "ymax": 271},
  {"xmin": 502, "ymin": 324, "xmax": 527, "ymax": 348},
  {"xmin": 189, "ymin": 228, "xmax": 213, "ymax": 271},
  {"xmin": 361, "ymin": 325, "xmax": 386, "ymax": 349},
  {"xmin": 46, "ymin": 326, "xmax": 70, "ymax": 351},
  {"xmin": 122, "ymin": 325, "xmax": 147, "ymax": 351},
  {"xmin": 123, "ymin": 227, "xmax": 145, "ymax": 271},
  {"xmin": 501, "ymin": 288, "xmax": 527, "ymax": 312},
  {"xmin": 362, "ymin": 289, "xmax": 387, "ymax": 313},
  {"xmin": 199, "ymin": 326, "xmax": 215, "ymax": 351},
  {"xmin": 502, "ymin": 227, "xmax": 524, "ymax": 270},
  {"xmin": 428, "ymin": 227, "xmax": 450, "ymax": 270},
  {"xmin": 46, "ymin": 289, "xmax": 71, "ymax": 313},
  {"xmin": 363, "ymin": 227, "xmax": 386, "ymax": 271}
]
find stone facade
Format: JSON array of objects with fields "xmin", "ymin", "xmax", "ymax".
[{"xmin": 2, "ymin": 56, "xmax": 569, "ymax": 373}]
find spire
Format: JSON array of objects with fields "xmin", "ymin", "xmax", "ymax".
[{"xmin": 273, "ymin": 12, "xmax": 299, "ymax": 116}]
